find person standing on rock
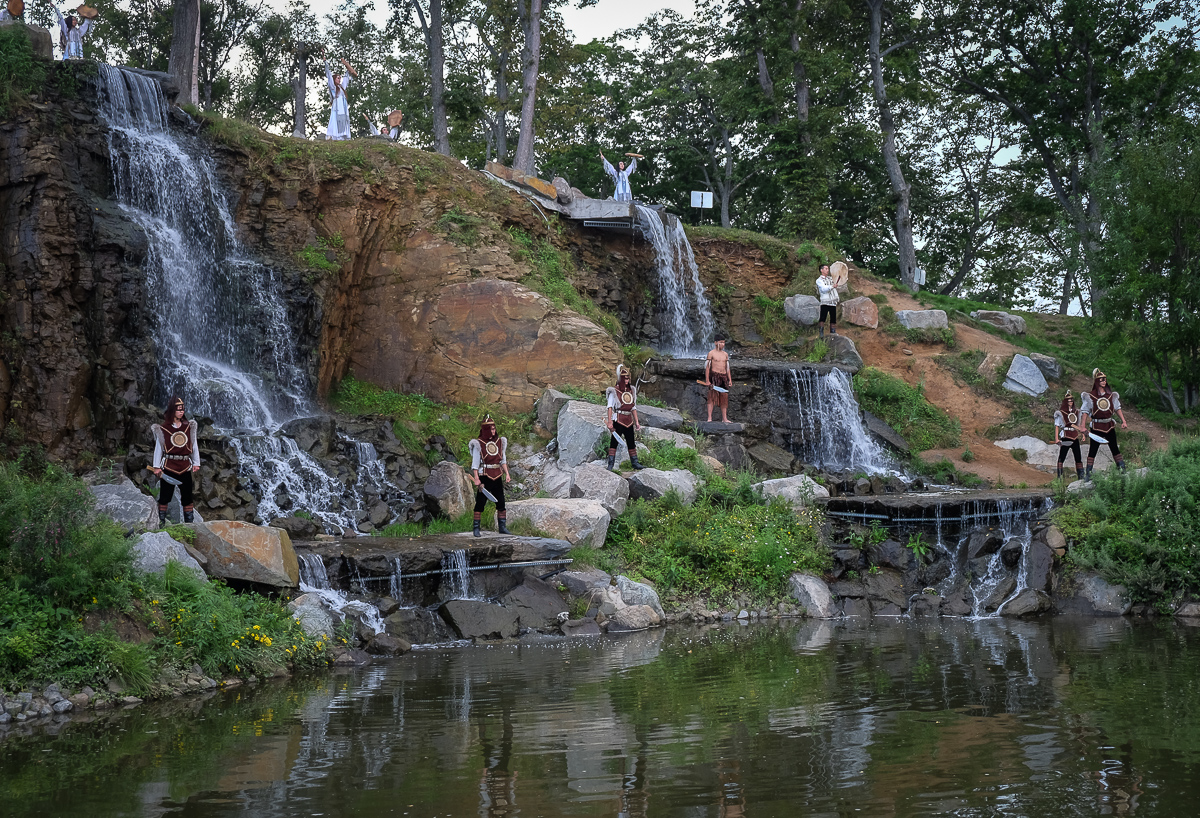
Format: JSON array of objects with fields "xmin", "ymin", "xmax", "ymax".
[
  {"xmin": 1080, "ymin": 368, "xmax": 1127, "ymax": 479},
  {"xmin": 816, "ymin": 264, "xmax": 839, "ymax": 338},
  {"xmin": 704, "ymin": 336, "xmax": 733, "ymax": 423},
  {"xmin": 55, "ymin": 7, "xmax": 95, "ymax": 60},
  {"xmin": 323, "ymin": 54, "xmax": 358, "ymax": 140},
  {"xmin": 151, "ymin": 396, "xmax": 200, "ymax": 526},
  {"xmin": 599, "ymin": 150, "xmax": 637, "ymax": 202},
  {"xmin": 1053, "ymin": 391, "xmax": 1085, "ymax": 481},
  {"xmin": 469, "ymin": 416, "xmax": 511, "ymax": 537},
  {"xmin": 606, "ymin": 365, "xmax": 644, "ymax": 471}
]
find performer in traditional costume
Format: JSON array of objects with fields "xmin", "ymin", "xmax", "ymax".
[
  {"xmin": 469, "ymin": 416, "xmax": 510, "ymax": 537},
  {"xmin": 1053, "ymin": 391, "xmax": 1084, "ymax": 481},
  {"xmin": 324, "ymin": 56, "xmax": 358, "ymax": 141},
  {"xmin": 362, "ymin": 112, "xmax": 400, "ymax": 141},
  {"xmin": 600, "ymin": 150, "xmax": 637, "ymax": 202},
  {"xmin": 704, "ymin": 335, "xmax": 733, "ymax": 423},
  {"xmin": 55, "ymin": 6, "xmax": 95, "ymax": 60},
  {"xmin": 151, "ymin": 396, "xmax": 200, "ymax": 526},
  {"xmin": 1080, "ymin": 368, "xmax": 1127, "ymax": 479},
  {"xmin": 606, "ymin": 365, "xmax": 644, "ymax": 471},
  {"xmin": 815, "ymin": 263, "xmax": 839, "ymax": 338}
]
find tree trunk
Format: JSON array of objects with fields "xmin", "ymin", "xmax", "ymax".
[
  {"xmin": 290, "ymin": 44, "xmax": 310, "ymax": 139},
  {"xmin": 428, "ymin": 0, "xmax": 451, "ymax": 155},
  {"xmin": 168, "ymin": 0, "xmax": 201, "ymax": 106},
  {"xmin": 790, "ymin": 1, "xmax": 809, "ymax": 133},
  {"xmin": 513, "ymin": 0, "xmax": 544, "ymax": 175},
  {"xmin": 495, "ymin": 48, "xmax": 510, "ymax": 162},
  {"xmin": 866, "ymin": 0, "xmax": 917, "ymax": 292}
]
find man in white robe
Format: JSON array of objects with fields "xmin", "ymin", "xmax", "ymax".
[
  {"xmin": 600, "ymin": 150, "xmax": 637, "ymax": 202},
  {"xmin": 324, "ymin": 57, "xmax": 358, "ymax": 140}
]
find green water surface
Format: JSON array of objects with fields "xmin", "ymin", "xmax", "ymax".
[{"xmin": 3, "ymin": 617, "xmax": 1199, "ymax": 817}]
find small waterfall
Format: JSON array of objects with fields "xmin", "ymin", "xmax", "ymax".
[
  {"xmin": 96, "ymin": 65, "xmax": 399, "ymax": 534},
  {"xmin": 297, "ymin": 553, "xmax": 331, "ymax": 590},
  {"xmin": 388, "ymin": 557, "xmax": 404, "ymax": 602},
  {"xmin": 634, "ymin": 205, "xmax": 714, "ymax": 357},
  {"xmin": 777, "ymin": 368, "xmax": 891, "ymax": 474},
  {"xmin": 442, "ymin": 550, "xmax": 472, "ymax": 600}
]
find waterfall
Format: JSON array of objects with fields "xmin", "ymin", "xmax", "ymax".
[
  {"xmin": 778, "ymin": 368, "xmax": 891, "ymax": 474},
  {"xmin": 442, "ymin": 549, "xmax": 472, "ymax": 600},
  {"xmin": 634, "ymin": 205, "xmax": 714, "ymax": 358},
  {"xmin": 297, "ymin": 553, "xmax": 331, "ymax": 590},
  {"xmin": 388, "ymin": 557, "xmax": 404, "ymax": 602},
  {"xmin": 96, "ymin": 65, "xmax": 398, "ymax": 534}
]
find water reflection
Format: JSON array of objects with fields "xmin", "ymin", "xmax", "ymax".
[{"xmin": 4, "ymin": 619, "xmax": 1200, "ymax": 817}]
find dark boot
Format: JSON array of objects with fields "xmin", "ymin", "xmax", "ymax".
[
  {"xmin": 830, "ymin": 326, "xmax": 837, "ymax": 335},
  {"xmin": 1056, "ymin": 465, "xmax": 1064, "ymax": 478},
  {"xmin": 473, "ymin": 512, "xmax": 481, "ymax": 538},
  {"xmin": 630, "ymin": 453, "xmax": 645, "ymax": 470},
  {"xmin": 1117, "ymin": 458, "xmax": 1127, "ymax": 473},
  {"xmin": 1076, "ymin": 466, "xmax": 1085, "ymax": 481},
  {"xmin": 607, "ymin": 448, "xmax": 616, "ymax": 471},
  {"xmin": 497, "ymin": 514, "xmax": 509, "ymax": 535},
  {"xmin": 1085, "ymin": 465, "xmax": 1093, "ymax": 482},
  {"xmin": 183, "ymin": 509, "xmax": 194, "ymax": 524},
  {"xmin": 158, "ymin": 507, "xmax": 167, "ymax": 527},
  {"xmin": 818, "ymin": 325, "xmax": 824, "ymax": 339}
]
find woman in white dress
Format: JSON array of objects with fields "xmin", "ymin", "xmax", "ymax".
[
  {"xmin": 324, "ymin": 56, "xmax": 358, "ymax": 140},
  {"xmin": 55, "ymin": 7, "xmax": 94, "ymax": 60}
]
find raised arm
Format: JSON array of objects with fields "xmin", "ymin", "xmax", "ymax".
[
  {"xmin": 55, "ymin": 7, "xmax": 68, "ymax": 34},
  {"xmin": 626, "ymin": 157, "xmax": 636, "ymax": 175},
  {"xmin": 80, "ymin": 17, "xmax": 93, "ymax": 37},
  {"xmin": 340, "ymin": 58, "xmax": 358, "ymax": 79},
  {"xmin": 324, "ymin": 59, "xmax": 336, "ymax": 95},
  {"xmin": 601, "ymin": 155, "xmax": 617, "ymax": 177}
]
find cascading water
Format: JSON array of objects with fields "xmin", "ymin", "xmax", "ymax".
[
  {"xmin": 297, "ymin": 553, "xmax": 332, "ymax": 590},
  {"xmin": 96, "ymin": 65, "xmax": 398, "ymax": 533},
  {"xmin": 388, "ymin": 557, "xmax": 404, "ymax": 602},
  {"xmin": 771, "ymin": 368, "xmax": 892, "ymax": 474},
  {"xmin": 442, "ymin": 550, "xmax": 472, "ymax": 600},
  {"xmin": 634, "ymin": 205, "xmax": 714, "ymax": 357},
  {"xmin": 295, "ymin": 551, "xmax": 386, "ymax": 636}
]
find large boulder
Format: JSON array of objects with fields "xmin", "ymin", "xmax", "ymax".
[
  {"xmin": 748, "ymin": 442, "xmax": 794, "ymax": 474},
  {"xmin": 1001, "ymin": 589, "xmax": 1052, "ymax": 616},
  {"xmin": 825, "ymin": 335, "xmax": 864, "ymax": 372},
  {"xmin": 570, "ymin": 463, "xmax": 630, "ymax": 516},
  {"xmin": 504, "ymin": 498, "xmax": 611, "ymax": 547},
  {"xmin": 841, "ymin": 296, "xmax": 879, "ymax": 329},
  {"xmin": 280, "ymin": 415, "xmax": 337, "ymax": 458},
  {"xmin": 500, "ymin": 575, "xmax": 569, "ymax": 629},
  {"xmin": 537, "ymin": 388, "xmax": 572, "ymax": 434},
  {"xmin": 558, "ymin": 566, "xmax": 612, "ymax": 598},
  {"xmin": 1, "ymin": 22, "xmax": 53, "ymax": 60},
  {"xmin": 637, "ymin": 404, "xmax": 685, "ymax": 431},
  {"xmin": 641, "ymin": 427, "xmax": 696, "ymax": 449},
  {"xmin": 705, "ymin": 436, "xmax": 751, "ymax": 471},
  {"xmin": 753, "ymin": 474, "xmax": 830, "ymax": 511},
  {"xmin": 384, "ymin": 607, "xmax": 456, "ymax": 644},
  {"xmin": 1056, "ymin": 572, "xmax": 1129, "ymax": 616},
  {"xmin": 606, "ymin": 605, "xmax": 662, "ymax": 632},
  {"xmin": 556, "ymin": 400, "xmax": 609, "ymax": 468},
  {"xmin": 627, "ymin": 468, "xmax": 700, "ymax": 505},
  {"xmin": 91, "ymin": 477, "xmax": 157, "ymax": 529},
  {"xmin": 189, "ymin": 521, "xmax": 299, "ymax": 589},
  {"xmin": 789, "ymin": 574, "xmax": 835, "ymax": 618},
  {"xmin": 439, "ymin": 600, "xmax": 520, "ymax": 639},
  {"xmin": 784, "ymin": 294, "xmax": 821, "ymax": 325},
  {"xmin": 1029, "ymin": 353, "xmax": 1062, "ymax": 382},
  {"xmin": 1003, "ymin": 354, "xmax": 1050, "ymax": 396},
  {"xmin": 423, "ymin": 460, "xmax": 475, "ymax": 519},
  {"xmin": 895, "ymin": 309, "xmax": 948, "ymax": 330},
  {"xmin": 287, "ymin": 593, "xmax": 335, "ymax": 638},
  {"xmin": 617, "ymin": 575, "xmax": 666, "ymax": 620},
  {"xmin": 539, "ymin": 460, "xmax": 575, "ymax": 498},
  {"xmin": 974, "ymin": 310, "xmax": 1026, "ymax": 335},
  {"xmin": 365, "ymin": 633, "xmax": 412, "ymax": 655},
  {"xmin": 977, "ymin": 353, "xmax": 1007, "ymax": 384},
  {"xmin": 132, "ymin": 532, "xmax": 206, "ymax": 582},
  {"xmin": 269, "ymin": 515, "xmax": 321, "ymax": 540}
]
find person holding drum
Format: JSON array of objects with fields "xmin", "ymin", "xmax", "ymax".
[
  {"xmin": 1080, "ymin": 369, "xmax": 1128, "ymax": 479},
  {"xmin": 816, "ymin": 263, "xmax": 840, "ymax": 338}
]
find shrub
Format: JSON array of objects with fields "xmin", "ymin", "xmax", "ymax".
[
  {"xmin": 1011, "ymin": 448, "xmax": 1028, "ymax": 462},
  {"xmin": 0, "ymin": 26, "xmax": 47, "ymax": 118},
  {"xmin": 852, "ymin": 368, "xmax": 960, "ymax": 451}
]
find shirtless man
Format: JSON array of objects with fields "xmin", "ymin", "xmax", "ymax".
[{"xmin": 704, "ymin": 335, "xmax": 732, "ymax": 423}]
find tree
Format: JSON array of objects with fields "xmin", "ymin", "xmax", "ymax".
[
  {"xmin": 1093, "ymin": 130, "xmax": 1200, "ymax": 413},
  {"xmin": 197, "ymin": 0, "xmax": 263, "ymax": 111},
  {"xmin": 512, "ymin": 0, "xmax": 544, "ymax": 173},
  {"xmin": 396, "ymin": 0, "xmax": 452, "ymax": 155},
  {"xmin": 169, "ymin": 0, "xmax": 201, "ymax": 105}
]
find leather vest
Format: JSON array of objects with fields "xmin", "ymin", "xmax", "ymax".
[
  {"xmin": 1088, "ymin": 392, "xmax": 1117, "ymax": 432},
  {"xmin": 614, "ymin": 387, "xmax": 636, "ymax": 425},
  {"xmin": 1060, "ymin": 410, "xmax": 1080, "ymax": 441},
  {"xmin": 158, "ymin": 421, "xmax": 194, "ymax": 474},
  {"xmin": 479, "ymin": 438, "xmax": 503, "ymax": 477}
]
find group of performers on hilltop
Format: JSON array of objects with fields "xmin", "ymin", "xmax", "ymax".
[{"xmin": 1053, "ymin": 369, "xmax": 1127, "ymax": 481}]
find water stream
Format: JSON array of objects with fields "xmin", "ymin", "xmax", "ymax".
[
  {"xmin": 634, "ymin": 205, "xmax": 714, "ymax": 357},
  {"xmin": 96, "ymin": 66, "xmax": 396, "ymax": 533}
]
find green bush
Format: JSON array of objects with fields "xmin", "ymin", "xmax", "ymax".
[
  {"xmin": 1058, "ymin": 436, "xmax": 1200, "ymax": 607},
  {"xmin": 852, "ymin": 368, "xmax": 961, "ymax": 451},
  {"xmin": 607, "ymin": 492, "xmax": 828, "ymax": 604},
  {"xmin": 0, "ymin": 458, "xmax": 134, "ymax": 608},
  {"xmin": 0, "ymin": 26, "xmax": 47, "ymax": 118},
  {"xmin": 638, "ymin": 440, "xmax": 706, "ymax": 472}
]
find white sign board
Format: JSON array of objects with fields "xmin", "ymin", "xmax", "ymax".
[{"xmin": 691, "ymin": 191, "xmax": 713, "ymax": 209}]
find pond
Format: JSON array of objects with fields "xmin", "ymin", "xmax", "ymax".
[{"xmin": 4, "ymin": 617, "xmax": 1200, "ymax": 817}]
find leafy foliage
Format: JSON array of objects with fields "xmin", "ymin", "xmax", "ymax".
[
  {"xmin": 0, "ymin": 25, "xmax": 48, "ymax": 118},
  {"xmin": 853, "ymin": 368, "xmax": 961, "ymax": 451}
]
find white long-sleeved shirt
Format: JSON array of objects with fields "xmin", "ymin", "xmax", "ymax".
[
  {"xmin": 152, "ymin": 420, "xmax": 200, "ymax": 471},
  {"xmin": 602, "ymin": 156, "xmax": 636, "ymax": 202},
  {"xmin": 55, "ymin": 9, "xmax": 92, "ymax": 60},
  {"xmin": 468, "ymin": 438, "xmax": 507, "ymax": 472},
  {"xmin": 816, "ymin": 275, "xmax": 839, "ymax": 306}
]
